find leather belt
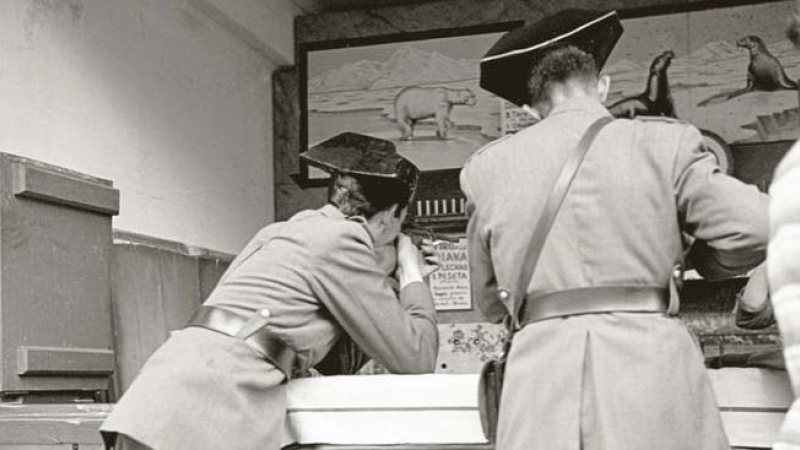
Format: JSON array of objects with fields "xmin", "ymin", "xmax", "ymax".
[
  {"xmin": 185, "ymin": 305, "xmax": 297, "ymax": 379},
  {"xmin": 520, "ymin": 286, "xmax": 670, "ymax": 326}
]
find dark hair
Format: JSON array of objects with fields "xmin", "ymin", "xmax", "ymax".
[
  {"xmin": 328, "ymin": 174, "xmax": 414, "ymax": 219},
  {"xmin": 527, "ymin": 45, "xmax": 598, "ymax": 110}
]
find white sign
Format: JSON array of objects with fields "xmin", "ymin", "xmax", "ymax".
[
  {"xmin": 429, "ymin": 239, "xmax": 471, "ymax": 311},
  {"xmin": 500, "ymin": 100, "xmax": 537, "ymax": 135}
]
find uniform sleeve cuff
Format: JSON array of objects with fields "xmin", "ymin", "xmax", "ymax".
[{"xmin": 399, "ymin": 281, "xmax": 436, "ymax": 314}]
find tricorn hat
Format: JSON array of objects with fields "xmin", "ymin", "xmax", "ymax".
[
  {"xmin": 301, "ymin": 132, "xmax": 419, "ymax": 192},
  {"xmin": 480, "ymin": 9, "xmax": 623, "ymax": 106}
]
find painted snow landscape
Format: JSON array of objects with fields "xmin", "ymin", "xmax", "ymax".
[
  {"xmin": 605, "ymin": 0, "xmax": 798, "ymax": 144},
  {"xmin": 304, "ymin": 1, "xmax": 796, "ymax": 179},
  {"xmin": 305, "ymin": 31, "xmax": 506, "ymax": 176}
]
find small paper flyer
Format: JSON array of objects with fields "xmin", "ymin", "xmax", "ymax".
[
  {"xmin": 500, "ymin": 99, "xmax": 538, "ymax": 135},
  {"xmin": 429, "ymin": 239, "xmax": 471, "ymax": 311}
]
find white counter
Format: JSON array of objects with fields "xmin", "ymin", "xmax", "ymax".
[{"xmin": 283, "ymin": 369, "xmax": 791, "ymax": 449}]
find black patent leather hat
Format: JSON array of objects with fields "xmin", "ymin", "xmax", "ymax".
[
  {"xmin": 301, "ymin": 132, "xmax": 419, "ymax": 191},
  {"xmin": 480, "ymin": 9, "xmax": 623, "ymax": 106}
]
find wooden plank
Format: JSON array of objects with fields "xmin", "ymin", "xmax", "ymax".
[
  {"xmin": 285, "ymin": 410, "xmax": 487, "ymax": 446},
  {"xmin": 295, "ymin": 0, "xmax": 786, "ymax": 45},
  {"xmin": 709, "ymin": 368, "xmax": 791, "ymax": 409},
  {"xmin": 13, "ymin": 163, "xmax": 119, "ymax": 216},
  {"xmin": 721, "ymin": 411, "xmax": 786, "ymax": 449},
  {"xmin": 287, "ymin": 374, "xmax": 480, "ymax": 409},
  {"xmin": 110, "ymin": 242, "xmax": 202, "ymax": 393},
  {"xmin": 289, "ymin": 445, "xmax": 493, "ymax": 449},
  {"xmin": 0, "ymin": 404, "xmax": 111, "ymax": 445},
  {"xmin": 273, "ymin": 67, "xmax": 302, "ymax": 187},
  {"xmin": 193, "ymin": 249, "xmax": 233, "ymax": 301},
  {"xmin": 0, "ymin": 446, "xmax": 103, "ymax": 450},
  {"xmin": 17, "ymin": 346, "xmax": 114, "ymax": 376}
]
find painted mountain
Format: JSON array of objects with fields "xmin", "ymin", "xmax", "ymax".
[
  {"xmin": 308, "ymin": 46, "xmax": 477, "ymax": 94},
  {"xmin": 307, "ymin": 60, "xmax": 386, "ymax": 94}
]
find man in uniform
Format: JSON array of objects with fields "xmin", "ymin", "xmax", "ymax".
[
  {"xmin": 101, "ymin": 132, "xmax": 439, "ymax": 450},
  {"xmin": 462, "ymin": 9, "xmax": 769, "ymax": 449}
]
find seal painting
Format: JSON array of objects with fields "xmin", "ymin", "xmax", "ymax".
[
  {"xmin": 608, "ymin": 50, "xmax": 677, "ymax": 118},
  {"xmin": 697, "ymin": 35, "xmax": 797, "ymax": 107}
]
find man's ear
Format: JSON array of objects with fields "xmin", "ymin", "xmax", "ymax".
[
  {"xmin": 381, "ymin": 205, "xmax": 398, "ymax": 224},
  {"xmin": 597, "ymin": 75, "xmax": 611, "ymax": 103}
]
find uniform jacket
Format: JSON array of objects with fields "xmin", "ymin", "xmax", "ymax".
[
  {"xmin": 101, "ymin": 205, "xmax": 438, "ymax": 450},
  {"xmin": 769, "ymin": 141, "xmax": 800, "ymax": 449},
  {"xmin": 461, "ymin": 97, "xmax": 768, "ymax": 450}
]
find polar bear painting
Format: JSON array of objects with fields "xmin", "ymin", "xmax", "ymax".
[
  {"xmin": 304, "ymin": 32, "xmax": 507, "ymax": 174},
  {"xmin": 394, "ymin": 87, "xmax": 477, "ymax": 140}
]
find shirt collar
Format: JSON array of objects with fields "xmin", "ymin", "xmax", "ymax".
[
  {"xmin": 319, "ymin": 204, "xmax": 375, "ymax": 242},
  {"xmin": 319, "ymin": 203, "xmax": 346, "ymax": 219},
  {"xmin": 547, "ymin": 97, "xmax": 611, "ymax": 118}
]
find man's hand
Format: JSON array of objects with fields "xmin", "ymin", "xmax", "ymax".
[
  {"xmin": 739, "ymin": 263, "xmax": 769, "ymax": 312},
  {"xmin": 418, "ymin": 238, "xmax": 441, "ymax": 278},
  {"xmin": 375, "ymin": 243, "xmax": 398, "ymax": 276},
  {"xmin": 396, "ymin": 234, "xmax": 423, "ymax": 288},
  {"xmin": 735, "ymin": 263, "xmax": 775, "ymax": 329}
]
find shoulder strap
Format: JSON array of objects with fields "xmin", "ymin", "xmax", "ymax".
[{"xmin": 505, "ymin": 115, "xmax": 615, "ymax": 330}]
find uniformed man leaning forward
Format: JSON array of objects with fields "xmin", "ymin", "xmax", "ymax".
[
  {"xmin": 101, "ymin": 132, "xmax": 440, "ymax": 450},
  {"xmin": 462, "ymin": 9, "xmax": 769, "ymax": 450}
]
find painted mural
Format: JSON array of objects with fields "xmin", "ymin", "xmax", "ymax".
[
  {"xmin": 304, "ymin": 30, "xmax": 506, "ymax": 177},
  {"xmin": 304, "ymin": 1, "xmax": 796, "ymax": 180},
  {"xmin": 604, "ymin": 0, "xmax": 798, "ymax": 144}
]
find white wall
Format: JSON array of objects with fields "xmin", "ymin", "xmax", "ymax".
[{"xmin": 0, "ymin": 0, "xmax": 301, "ymax": 254}]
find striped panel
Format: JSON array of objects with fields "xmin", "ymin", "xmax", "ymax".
[{"xmin": 415, "ymin": 198, "xmax": 467, "ymax": 217}]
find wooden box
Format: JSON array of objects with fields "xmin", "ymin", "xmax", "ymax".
[{"xmin": 0, "ymin": 153, "xmax": 119, "ymax": 395}]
